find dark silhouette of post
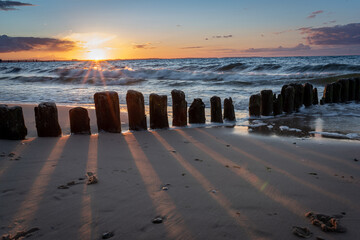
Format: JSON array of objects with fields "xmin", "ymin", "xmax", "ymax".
[
  {"xmin": 249, "ymin": 94, "xmax": 261, "ymax": 117},
  {"xmin": 94, "ymin": 91, "xmax": 121, "ymax": 133},
  {"xmin": 34, "ymin": 102, "xmax": 62, "ymax": 137},
  {"xmin": 223, "ymin": 97, "xmax": 236, "ymax": 121},
  {"xmin": 69, "ymin": 107, "xmax": 91, "ymax": 134},
  {"xmin": 171, "ymin": 90, "xmax": 187, "ymax": 127},
  {"xmin": 210, "ymin": 96, "xmax": 223, "ymax": 123},
  {"xmin": 150, "ymin": 93, "xmax": 169, "ymax": 129},
  {"xmin": 189, "ymin": 98, "xmax": 205, "ymax": 123},
  {"xmin": 126, "ymin": 90, "xmax": 147, "ymax": 131},
  {"xmin": 0, "ymin": 105, "xmax": 27, "ymax": 140}
]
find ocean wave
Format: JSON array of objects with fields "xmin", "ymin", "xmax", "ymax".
[
  {"xmin": 217, "ymin": 62, "xmax": 248, "ymax": 72},
  {"xmin": 287, "ymin": 63, "xmax": 360, "ymax": 72},
  {"xmin": 6, "ymin": 67, "xmax": 22, "ymax": 73},
  {"xmin": 252, "ymin": 64, "xmax": 282, "ymax": 71}
]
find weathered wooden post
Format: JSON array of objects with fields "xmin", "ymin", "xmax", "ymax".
[
  {"xmin": 323, "ymin": 83, "xmax": 333, "ymax": 103},
  {"xmin": 312, "ymin": 88, "xmax": 319, "ymax": 105},
  {"xmin": 283, "ymin": 86, "xmax": 295, "ymax": 113},
  {"xmin": 189, "ymin": 98, "xmax": 205, "ymax": 124},
  {"xmin": 273, "ymin": 94, "xmax": 283, "ymax": 116},
  {"xmin": 260, "ymin": 90, "xmax": 273, "ymax": 116},
  {"xmin": 69, "ymin": 107, "xmax": 91, "ymax": 135},
  {"xmin": 0, "ymin": 105, "xmax": 27, "ymax": 140},
  {"xmin": 223, "ymin": 97, "xmax": 236, "ymax": 121},
  {"xmin": 94, "ymin": 91, "xmax": 121, "ymax": 133},
  {"xmin": 150, "ymin": 93, "xmax": 169, "ymax": 129},
  {"xmin": 338, "ymin": 79, "xmax": 349, "ymax": 102},
  {"xmin": 171, "ymin": 90, "xmax": 187, "ymax": 127},
  {"xmin": 281, "ymin": 84, "xmax": 288, "ymax": 105},
  {"xmin": 332, "ymin": 82, "xmax": 342, "ymax": 103},
  {"xmin": 303, "ymin": 83, "xmax": 313, "ymax": 107},
  {"xmin": 289, "ymin": 83, "xmax": 304, "ymax": 110},
  {"xmin": 249, "ymin": 94, "xmax": 261, "ymax": 117},
  {"xmin": 210, "ymin": 96, "xmax": 223, "ymax": 123},
  {"xmin": 35, "ymin": 102, "xmax": 62, "ymax": 137},
  {"xmin": 126, "ymin": 90, "xmax": 147, "ymax": 131}
]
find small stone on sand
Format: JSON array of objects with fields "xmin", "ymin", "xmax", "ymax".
[
  {"xmin": 102, "ymin": 231, "xmax": 114, "ymax": 239},
  {"xmin": 152, "ymin": 216, "xmax": 164, "ymax": 224}
]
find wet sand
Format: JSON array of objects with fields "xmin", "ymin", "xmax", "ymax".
[{"xmin": 0, "ymin": 104, "xmax": 360, "ymax": 239}]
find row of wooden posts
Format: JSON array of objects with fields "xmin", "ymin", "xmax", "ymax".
[
  {"xmin": 249, "ymin": 77, "xmax": 360, "ymax": 117},
  {"xmin": 0, "ymin": 90, "xmax": 236, "ymax": 140}
]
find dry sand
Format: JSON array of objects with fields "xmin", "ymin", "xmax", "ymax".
[{"xmin": 0, "ymin": 104, "xmax": 360, "ymax": 239}]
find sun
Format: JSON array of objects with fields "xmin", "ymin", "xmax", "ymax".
[{"xmin": 87, "ymin": 48, "xmax": 107, "ymax": 61}]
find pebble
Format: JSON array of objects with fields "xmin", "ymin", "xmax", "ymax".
[
  {"xmin": 102, "ymin": 232, "xmax": 114, "ymax": 239},
  {"xmin": 152, "ymin": 217, "xmax": 163, "ymax": 224}
]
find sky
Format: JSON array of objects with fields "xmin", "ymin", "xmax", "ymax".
[{"xmin": 0, "ymin": 0, "xmax": 360, "ymax": 60}]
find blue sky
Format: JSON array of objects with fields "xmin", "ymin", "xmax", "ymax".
[{"xmin": 1, "ymin": 0, "xmax": 360, "ymax": 59}]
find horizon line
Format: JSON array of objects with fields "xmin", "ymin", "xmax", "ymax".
[{"xmin": 1, "ymin": 54, "xmax": 360, "ymax": 62}]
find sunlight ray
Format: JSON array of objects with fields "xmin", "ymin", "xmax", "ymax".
[
  {"xmin": 124, "ymin": 133, "xmax": 194, "ymax": 240},
  {"xmin": 151, "ymin": 131, "xmax": 272, "ymax": 240},
  {"xmin": 8, "ymin": 136, "xmax": 69, "ymax": 234},
  {"xmin": 196, "ymin": 128, "xmax": 360, "ymax": 213},
  {"xmin": 175, "ymin": 129, "xmax": 307, "ymax": 217}
]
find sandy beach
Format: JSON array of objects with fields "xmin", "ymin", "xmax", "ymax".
[{"xmin": 0, "ymin": 104, "xmax": 360, "ymax": 240}]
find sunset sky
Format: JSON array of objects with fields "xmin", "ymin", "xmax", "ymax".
[{"xmin": 1, "ymin": 0, "xmax": 360, "ymax": 60}]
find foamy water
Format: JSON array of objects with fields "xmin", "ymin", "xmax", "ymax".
[{"xmin": 1, "ymin": 56, "xmax": 360, "ymax": 138}]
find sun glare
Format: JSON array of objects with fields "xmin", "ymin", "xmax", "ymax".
[{"xmin": 87, "ymin": 48, "xmax": 107, "ymax": 61}]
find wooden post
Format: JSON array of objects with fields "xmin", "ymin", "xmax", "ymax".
[{"xmin": 94, "ymin": 91, "xmax": 121, "ymax": 133}]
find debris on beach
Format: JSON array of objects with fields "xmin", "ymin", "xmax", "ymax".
[
  {"xmin": 86, "ymin": 172, "xmax": 98, "ymax": 185},
  {"xmin": 293, "ymin": 226, "xmax": 313, "ymax": 238},
  {"xmin": 292, "ymin": 226, "xmax": 312, "ymax": 238},
  {"xmin": 194, "ymin": 158, "xmax": 203, "ymax": 162},
  {"xmin": 266, "ymin": 166, "xmax": 272, "ymax": 172},
  {"xmin": 102, "ymin": 231, "xmax": 114, "ymax": 239},
  {"xmin": 2, "ymin": 227, "xmax": 39, "ymax": 240},
  {"xmin": 57, "ymin": 179, "xmax": 85, "ymax": 189},
  {"xmin": 354, "ymin": 158, "xmax": 359, "ymax": 162},
  {"xmin": 161, "ymin": 183, "xmax": 171, "ymax": 191},
  {"xmin": 305, "ymin": 212, "xmax": 347, "ymax": 233},
  {"xmin": 152, "ymin": 216, "xmax": 164, "ymax": 224},
  {"xmin": 308, "ymin": 172, "xmax": 318, "ymax": 176}
]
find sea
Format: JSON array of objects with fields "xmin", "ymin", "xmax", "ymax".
[{"xmin": 1, "ymin": 56, "xmax": 360, "ymax": 139}]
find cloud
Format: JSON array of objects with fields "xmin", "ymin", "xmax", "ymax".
[
  {"xmin": 300, "ymin": 23, "xmax": 360, "ymax": 45},
  {"xmin": 0, "ymin": 1, "xmax": 34, "ymax": 11},
  {"xmin": 323, "ymin": 20, "xmax": 336, "ymax": 25},
  {"xmin": 206, "ymin": 35, "xmax": 233, "ymax": 40},
  {"xmin": 0, "ymin": 35, "xmax": 76, "ymax": 52},
  {"xmin": 132, "ymin": 42, "xmax": 155, "ymax": 49},
  {"xmin": 243, "ymin": 43, "xmax": 311, "ymax": 53},
  {"xmin": 180, "ymin": 46, "xmax": 203, "ymax": 49},
  {"xmin": 212, "ymin": 35, "xmax": 233, "ymax": 39},
  {"xmin": 307, "ymin": 10, "xmax": 323, "ymax": 19}
]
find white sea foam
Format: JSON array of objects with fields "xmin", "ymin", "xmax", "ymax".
[{"xmin": 310, "ymin": 131, "xmax": 360, "ymax": 140}]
